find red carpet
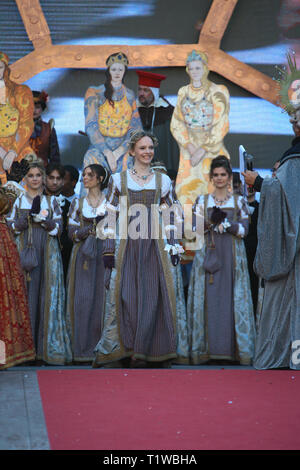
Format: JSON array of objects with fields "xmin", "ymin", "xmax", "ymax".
[{"xmin": 37, "ymin": 369, "xmax": 300, "ymax": 450}]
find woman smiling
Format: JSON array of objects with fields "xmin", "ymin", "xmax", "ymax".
[{"xmin": 7, "ymin": 158, "xmax": 72, "ymax": 364}]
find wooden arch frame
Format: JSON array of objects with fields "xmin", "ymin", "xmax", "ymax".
[{"xmin": 10, "ymin": 0, "xmax": 280, "ymax": 106}]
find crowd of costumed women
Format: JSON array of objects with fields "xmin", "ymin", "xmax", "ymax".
[
  {"xmin": 1, "ymin": 49, "xmax": 297, "ymax": 371},
  {"xmin": 0, "ymin": 132, "xmax": 256, "ymax": 370}
]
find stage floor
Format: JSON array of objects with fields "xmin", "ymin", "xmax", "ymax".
[{"xmin": 1, "ymin": 365, "xmax": 299, "ymax": 451}]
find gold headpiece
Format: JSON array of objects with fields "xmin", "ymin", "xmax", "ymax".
[
  {"xmin": 106, "ymin": 52, "xmax": 129, "ymax": 68},
  {"xmin": 276, "ymin": 50, "xmax": 300, "ymax": 115}
]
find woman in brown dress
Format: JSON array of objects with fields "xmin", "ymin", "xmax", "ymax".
[{"xmin": 66, "ymin": 164, "xmax": 109, "ymax": 363}]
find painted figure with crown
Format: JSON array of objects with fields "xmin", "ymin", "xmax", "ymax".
[
  {"xmin": 171, "ymin": 50, "xmax": 230, "ymax": 218},
  {"xmin": 0, "ymin": 52, "xmax": 34, "ymax": 186},
  {"xmin": 83, "ymin": 52, "xmax": 142, "ymax": 174}
]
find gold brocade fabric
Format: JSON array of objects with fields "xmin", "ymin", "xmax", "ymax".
[
  {"xmin": 0, "ymin": 211, "xmax": 35, "ymax": 369},
  {"xmin": 0, "ymin": 100, "xmax": 20, "ymax": 137},
  {"xmin": 171, "ymin": 83, "xmax": 230, "ymax": 204},
  {"xmin": 98, "ymin": 95, "xmax": 132, "ymax": 138},
  {"xmin": 171, "ymin": 82, "xmax": 230, "ymax": 261},
  {"xmin": 0, "ymin": 84, "xmax": 34, "ymax": 186}
]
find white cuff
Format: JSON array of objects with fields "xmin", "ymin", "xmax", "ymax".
[
  {"xmin": 48, "ymin": 222, "xmax": 59, "ymax": 237},
  {"xmin": 98, "ymin": 227, "xmax": 116, "ymax": 239},
  {"xmin": 164, "ymin": 243, "xmax": 185, "ymax": 255}
]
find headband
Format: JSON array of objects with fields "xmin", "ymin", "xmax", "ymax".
[{"xmin": 106, "ymin": 52, "xmax": 128, "ymax": 68}]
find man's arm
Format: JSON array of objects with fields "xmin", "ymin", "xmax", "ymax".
[{"xmin": 242, "ymin": 170, "xmax": 264, "ymax": 192}]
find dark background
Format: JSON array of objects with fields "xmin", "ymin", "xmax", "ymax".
[{"xmin": 0, "ymin": 0, "xmax": 299, "ymax": 170}]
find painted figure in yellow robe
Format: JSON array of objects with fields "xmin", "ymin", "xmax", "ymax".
[
  {"xmin": 0, "ymin": 52, "xmax": 34, "ymax": 186},
  {"xmin": 171, "ymin": 50, "xmax": 230, "ymax": 218},
  {"xmin": 83, "ymin": 52, "xmax": 142, "ymax": 174}
]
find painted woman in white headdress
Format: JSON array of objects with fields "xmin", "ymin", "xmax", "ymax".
[{"xmin": 171, "ymin": 50, "xmax": 230, "ymax": 215}]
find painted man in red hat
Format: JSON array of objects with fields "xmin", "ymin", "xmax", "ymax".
[
  {"xmin": 136, "ymin": 70, "xmax": 179, "ymax": 174},
  {"xmin": 29, "ymin": 90, "xmax": 60, "ymax": 167}
]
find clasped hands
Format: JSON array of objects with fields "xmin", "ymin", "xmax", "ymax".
[
  {"xmin": 186, "ymin": 143, "xmax": 206, "ymax": 167},
  {"xmin": 15, "ymin": 196, "xmax": 56, "ymax": 232},
  {"xmin": 0, "ymin": 146, "xmax": 17, "ymax": 172},
  {"xmin": 104, "ymin": 146, "xmax": 123, "ymax": 173}
]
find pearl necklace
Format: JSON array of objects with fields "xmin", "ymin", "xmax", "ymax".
[
  {"xmin": 212, "ymin": 192, "xmax": 231, "ymax": 205},
  {"xmin": 131, "ymin": 167, "xmax": 153, "ymax": 181}
]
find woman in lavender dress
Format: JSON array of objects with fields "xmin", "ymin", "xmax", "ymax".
[
  {"xmin": 187, "ymin": 156, "xmax": 256, "ymax": 365},
  {"xmin": 7, "ymin": 159, "xmax": 71, "ymax": 364}
]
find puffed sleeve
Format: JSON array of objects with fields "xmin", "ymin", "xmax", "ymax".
[
  {"xmin": 12, "ymin": 84, "xmax": 34, "ymax": 156},
  {"xmin": 170, "ymin": 86, "xmax": 190, "ymax": 149},
  {"xmin": 98, "ymin": 175, "xmax": 121, "ymax": 254},
  {"xmin": 67, "ymin": 197, "xmax": 80, "ymax": 240},
  {"xmin": 192, "ymin": 195, "xmax": 206, "ymax": 234},
  {"xmin": 225, "ymin": 196, "xmax": 249, "ymax": 238},
  {"xmin": 160, "ymin": 174, "xmax": 184, "ymax": 255},
  {"xmin": 47, "ymin": 196, "xmax": 62, "ymax": 236},
  {"xmin": 84, "ymin": 86, "xmax": 108, "ymax": 153}
]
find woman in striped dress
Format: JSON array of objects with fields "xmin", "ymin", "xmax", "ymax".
[{"xmin": 93, "ymin": 130, "xmax": 188, "ymax": 368}]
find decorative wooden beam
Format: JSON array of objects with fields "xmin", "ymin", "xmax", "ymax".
[
  {"xmin": 9, "ymin": 44, "xmax": 279, "ymax": 105},
  {"xmin": 198, "ymin": 0, "xmax": 239, "ymax": 46},
  {"xmin": 10, "ymin": 0, "xmax": 280, "ymax": 107},
  {"xmin": 15, "ymin": 0, "xmax": 52, "ymax": 49}
]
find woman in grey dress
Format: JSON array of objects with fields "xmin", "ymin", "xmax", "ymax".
[
  {"xmin": 66, "ymin": 164, "xmax": 109, "ymax": 362},
  {"xmin": 7, "ymin": 158, "xmax": 72, "ymax": 364},
  {"xmin": 93, "ymin": 130, "xmax": 188, "ymax": 368},
  {"xmin": 187, "ymin": 156, "xmax": 256, "ymax": 365}
]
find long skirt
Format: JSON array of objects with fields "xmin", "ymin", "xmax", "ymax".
[
  {"xmin": 16, "ymin": 224, "xmax": 72, "ymax": 364},
  {"xmin": 0, "ymin": 221, "xmax": 35, "ymax": 369},
  {"xmin": 66, "ymin": 237, "xmax": 106, "ymax": 361}
]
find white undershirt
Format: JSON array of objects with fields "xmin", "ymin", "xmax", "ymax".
[{"xmin": 112, "ymin": 170, "xmax": 172, "ymax": 197}]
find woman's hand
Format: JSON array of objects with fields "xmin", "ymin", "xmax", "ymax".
[
  {"xmin": 171, "ymin": 254, "xmax": 180, "ymax": 266},
  {"xmin": 103, "ymin": 254, "xmax": 115, "ymax": 269},
  {"xmin": 41, "ymin": 218, "xmax": 57, "ymax": 232},
  {"xmin": 2, "ymin": 150, "xmax": 17, "ymax": 171},
  {"xmin": 104, "ymin": 149, "xmax": 117, "ymax": 173},
  {"xmin": 14, "ymin": 214, "xmax": 29, "ymax": 232},
  {"xmin": 217, "ymin": 223, "xmax": 224, "ymax": 234},
  {"xmin": 190, "ymin": 147, "xmax": 205, "ymax": 167},
  {"xmin": 74, "ymin": 225, "xmax": 92, "ymax": 241},
  {"xmin": 186, "ymin": 143, "xmax": 197, "ymax": 156},
  {"xmin": 113, "ymin": 145, "xmax": 124, "ymax": 160}
]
